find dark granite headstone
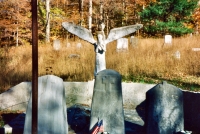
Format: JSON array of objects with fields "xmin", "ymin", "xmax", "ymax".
[
  {"xmin": 89, "ymin": 69, "xmax": 125, "ymax": 134},
  {"xmin": 23, "ymin": 75, "xmax": 68, "ymax": 134},
  {"xmin": 146, "ymin": 81, "xmax": 184, "ymax": 134}
]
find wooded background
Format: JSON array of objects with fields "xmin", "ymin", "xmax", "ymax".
[{"xmin": 0, "ymin": 0, "xmax": 200, "ymax": 47}]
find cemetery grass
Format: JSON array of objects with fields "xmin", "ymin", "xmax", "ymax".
[{"xmin": 0, "ymin": 36, "xmax": 200, "ymax": 93}]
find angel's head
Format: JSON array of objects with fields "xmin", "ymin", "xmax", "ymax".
[{"xmin": 98, "ymin": 21, "xmax": 105, "ymax": 31}]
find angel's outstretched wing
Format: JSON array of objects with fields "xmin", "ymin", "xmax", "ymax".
[
  {"xmin": 105, "ymin": 24, "xmax": 143, "ymax": 44},
  {"xmin": 62, "ymin": 22, "xmax": 96, "ymax": 44}
]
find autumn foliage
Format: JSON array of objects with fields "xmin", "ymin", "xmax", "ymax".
[
  {"xmin": 0, "ymin": 0, "xmax": 31, "ymax": 46},
  {"xmin": 0, "ymin": 0, "xmax": 199, "ymax": 46}
]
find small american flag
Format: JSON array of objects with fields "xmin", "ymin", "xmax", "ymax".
[
  {"xmin": 98, "ymin": 120, "xmax": 104, "ymax": 133},
  {"xmin": 91, "ymin": 120, "xmax": 103, "ymax": 134}
]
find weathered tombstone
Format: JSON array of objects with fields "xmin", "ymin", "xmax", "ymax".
[
  {"xmin": 117, "ymin": 38, "xmax": 123, "ymax": 50},
  {"xmin": 76, "ymin": 42, "xmax": 82, "ymax": 49},
  {"xmin": 130, "ymin": 36, "xmax": 138, "ymax": 47},
  {"xmin": 23, "ymin": 75, "xmax": 68, "ymax": 134},
  {"xmin": 146, "ymin": 81, "xmax": 184, "ymax": 134},
  {"xmin": 53, "ymin": 39, "xmax": 61, "ymax": 50},
  {"xmin": 174, "ymin": 50, "xmax": 181, "ymax": 59},
  {"xmin": 164, "ymin": 35, "xmax": 172, "ymax": 45},
  {"xmin": 68, "ymin": 54, "xmax": 80, "ymax": 58},
  {"xmin": 89, "ymin": 69, "xmax": 125, "ymax": 134},
  {"xmin": 117, "ymin": 38, "xmax": 128, "ymax": 52},
  {"xmin": 192, "ymin": 48, "xmax": 200, "ymax": 51}
]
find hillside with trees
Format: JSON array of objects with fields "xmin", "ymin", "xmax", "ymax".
[
  {"xmin": 0, "ymin": 0, "xmax": 31, "ymax": 46},
  {"xmin": 0, "ymin": 0, "xmax": 199, "ymax": 46},
  {"xmin": 139, "ymin": 0, "xmax": 199, "ymax": 37}
]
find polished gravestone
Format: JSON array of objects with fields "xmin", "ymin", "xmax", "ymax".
[
  {"xmin": 146, "ymin": 81, "xmax": 184, "ymax": 134},
  {"xmin": 23, "ymin": 75, "xmax": 68, "ymax": 134},
  {"xmin": 89, "ymin": 69, "xmax": 125, "ymax": 134}
]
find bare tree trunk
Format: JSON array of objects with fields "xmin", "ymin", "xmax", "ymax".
[
  {"xmin": 122, "ymin": 0, "xmax": 125, "ymax": 26},
  {"xmin": 46, "ymin": 0, "xmax": 50, "ymax": 43},
  {"xmin": 16, "ymin": 27, "xmax": 18, "ymax": 46},
  {"xmin": 88, "ymin": 0, "xmax": 92, "ymax": 31},
  {"xmin": 100, "ymin": 0, "xmax": 103, "ymax": 21},
  {"xmin": 79, "ymin": 0, "xmax": 84, "ymax": 26},
  {"xmin": 106, "ymin": 13, "xmax": 108, "ymax": 36},
  {"xmin": 16, "ymin": 1, "xmax": 19, "ymax": 46}
]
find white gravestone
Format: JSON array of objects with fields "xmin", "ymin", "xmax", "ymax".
[
  {"xmin": 76, "ymin": 42, "xmax": 82, "ymax": 49},
  {"xmin": 174, "ymin": 51, "xmax": 180, "ymax": 59},
  {"xmin": 53, "ymin": 39, "xmax": 61, "ymax": 50},
  {"xmin": 130, "ymin": 36, "xmax": 138, "ymax": 47},
  {"xmin": 192, "ymin": 48, "xmax": 200, "ymax": 51},
  {"xmin": 164, "ymin": 35, "xmax": 172, "ymax": 44},
  {"xmin": 23, "ymin": 75, "xmax": 68, "ymax": 134},
  {"xmin": 117, "ymin": 38, "xmax": 128, "ymax": 52}
]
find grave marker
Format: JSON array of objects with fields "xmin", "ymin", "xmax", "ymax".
[
  {"xmin": 192, "ymin": 48, "xmax": 200, "ymax": 51},
  {"xmin": 174, "ymin": 50, "xmax": 181, "ymax": 59},
  {"xmin": 130, "ymin": 36, "xmax": 138, "ymax": 47},
  {"xmin": 53, "ymin": 39, "xmax": 61, "ymax": 50},
  {"xmin": 76, "ymin": 42, "xmax": 82, "ymax": 49},
  {"xmin": 117, "ymin": 38, "xmax": 128, "ymax": 52},
  {"xmin": 164, "ymin": 35, "xmax": 172, "ymax": 45},
  {"xmin": 23, "ymin": 75, "xmax": 68, "ymax": 134},
  {"xmin": 89, "ymin": 69, "xmax": 125, "ymax": 134},
  {"xmin": 146, "ymin": 81, "xmax": 184, "ymax": 134}
]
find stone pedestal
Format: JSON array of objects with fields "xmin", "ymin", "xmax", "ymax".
[
  {"xmin": 23, "ymin": 75, "xmax": 68, "ymax": 134},
  {"xmin": 146, "ymin": 81, "xmax": 184, "ymax": 134},
  {"xmin": 89, "ymin": 69, "xmax": 125, "ymax": 134}
]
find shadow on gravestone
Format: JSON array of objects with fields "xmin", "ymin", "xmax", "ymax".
[
  {"xmin": 23, "ymin": 75, "xmax": 68, "ymax": 134},
  {"xmin": 89, "ymin": 69, "xmax": 125, "ymax": 134},
  {"xmin": 136, "ymin": 100, "xmax": 146, "ymax": 124},
  {"xmin": 145, "ymin": 81, "xmax": 184, "ymax": 134}
]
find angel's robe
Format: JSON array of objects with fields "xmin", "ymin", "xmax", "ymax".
[{"xmin": 94, "ymin": 31, "xmax": 106, "ymax": 75}]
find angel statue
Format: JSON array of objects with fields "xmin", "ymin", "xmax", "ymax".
[{"xmin": 62, "ymin": 21, "xmax": 143, "ymax": 76}]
